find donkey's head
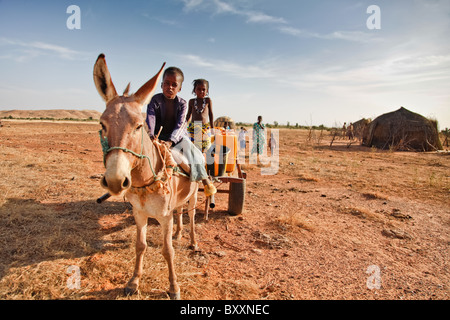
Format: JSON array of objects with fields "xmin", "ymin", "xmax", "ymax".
[{"xmin": 94, "ymin": 54, "xmax": 165, "ymax": 195}]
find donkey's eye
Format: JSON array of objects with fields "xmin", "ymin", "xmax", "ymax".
[{"xmin": 135, "ymin": 124, "xmax": 143, "ymax": 132}]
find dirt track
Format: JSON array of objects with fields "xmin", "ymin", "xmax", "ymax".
[{"xmin": 0, "ymin": 120, "xmax": 448, "ymax": 300}]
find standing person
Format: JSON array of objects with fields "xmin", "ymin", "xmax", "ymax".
[
  {"xmin": 145, "ymin": 67, "xmax": 216, "ymax": 197},
  {"xmin": 238, "ymin": 127, "xmax": 247, "ymax": 151},
  {"xmin": 347, "ymin": 122, "xmax": 354, "ymax": 140},
  {"xmin": 251, "ymin": 116, "xmax": 266, "ymax": 159},
  {"xmin": 238, "ymin": 127, "xmax": 247, "ymax": 161},
  {"xmin": 269, "ymin": 129, "xmax": 277, "ymax": 156},
  {"xmin": 186, "ymin": 79, "xmax": 214, "ymax": 153},
  {"xmin": 444, "ymin": 128, "xmax": 449, "ymax": 147}
]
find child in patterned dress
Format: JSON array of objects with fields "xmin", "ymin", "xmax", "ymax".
[{"xmin": 186, "ymin": 79, "xmax": 214, "ymax": 153}]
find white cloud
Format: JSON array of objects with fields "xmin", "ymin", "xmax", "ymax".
[
  {"xmin": 245, "ymin": 11, "xmax": 286, "ymax": 24},
  {"xmin": 181, "ymin": 0, "xmax": 205, "ymax": 12},
  {"xmin": 282, "ymin": 52, "xmax": 450, "ymax": 109},
  {"xmin": 179, "ymin": 54, "xmax": 278, "ymax": 79},
  {"xmin": 0, "ymin": 37, "xmax": 88, "ymax": 62},
  {"xmin": 178, "ymin": 43, "xmax": 450, "ymax": 112},
  {"xmin": 30, "ymin": 42, "xmax": 82, "ymax": 59},
  {"xmin": 387, "ymin": 54, "xmax": 450, "ymax": 72},
  {"xmin": 181, "ymin": 0, "xmax": 381, "ymax": 43},
  {"xmin": 213, "ymin": 0, "xmax": 236, "ymax": 14},
  {"xmin": 321, "ymin": 31, "xmax": 376, "ymax": 43},
  {"xmin": 277, "ymin": 26, "xmax": 309, "ymax": 37},
  {"xmin": 277, "ymin": 26, "xmax": 382, "ymax": 43},
  {"xmin": 181, "ymin": 0, "xmax": 286, "ymax": 25}
]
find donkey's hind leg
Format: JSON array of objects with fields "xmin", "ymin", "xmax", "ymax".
[{"xmin": 187, "ymin": 191, "xmax": 199, "ymax": 251}]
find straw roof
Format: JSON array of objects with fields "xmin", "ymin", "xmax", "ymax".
[
  {"xmin": 214, "ymin": 116, "xmax": 236, "ymax": 130},
  {"xmin": 362, "ymin": 107, "xmax": 442, "ymax": 151}
]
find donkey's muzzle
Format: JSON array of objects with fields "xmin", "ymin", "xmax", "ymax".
[
  {"xmin": 101, "ymin": 174, "xmax": 131, "ymax": 195},
  {"xmin": 100, "ymin": 151, "xmax": 133, "ymax": 195}
]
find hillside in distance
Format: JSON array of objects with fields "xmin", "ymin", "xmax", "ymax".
[{"xmin": 0, "ymin": 109, "xmax": 102, "ymax": 120}]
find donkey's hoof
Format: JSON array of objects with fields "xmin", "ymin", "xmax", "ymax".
[
  {"xmin": 169, "ymin": 291, "xmax": 181, "ymax": 300},
  {"xmin": 189, "ymin": 244, "xmax": 200, "ymax": 252},
  {"xmin": 124, "ymin": 283, "xmax": 139, "ymax": 296},
  {"xmin": 173, "ymin": 232, "xmax": 182, "ymax": 241}
]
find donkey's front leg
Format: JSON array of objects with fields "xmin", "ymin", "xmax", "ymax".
[
  {"xmin": 173, "ymin": 207, "xmax": 183, "ymax": 241},
  {"xmin": 160, "ymin": 215, "xmax": 180, "ymax": 300},
  {"xmin": 125, "ymin": 212, "xmax": 147, "ymax": 295}
]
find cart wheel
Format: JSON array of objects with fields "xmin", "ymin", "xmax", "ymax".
[{"xmin": 228, "ymin": 180, "xmax": 246, "ymax": 215}]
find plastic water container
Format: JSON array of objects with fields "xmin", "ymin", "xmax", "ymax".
[
  {"xmin": 206, "ymin": 144, "xmax": 230, "ymax": 177},
  {"xmin": 212, "ymin": 130, "xmax": 237, "ymax": 173}
]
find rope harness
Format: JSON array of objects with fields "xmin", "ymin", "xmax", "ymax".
[{"xmin": 99, "ymin": 127, "xmax": 187, "ymax": 194}]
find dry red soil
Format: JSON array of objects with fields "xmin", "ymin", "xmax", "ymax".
[{"xmin": 0, "ymin": 120, "xmax": 448, "ymax": 300}]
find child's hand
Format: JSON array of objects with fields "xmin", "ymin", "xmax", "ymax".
[{"xmin": 162, "ymin": 140, "xmax": 174, "ymax": 149}]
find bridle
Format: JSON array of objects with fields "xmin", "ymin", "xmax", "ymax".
[
  {"xmin": 98, "ymin": 125, "xmax": 187, "ymax": 195},
  {"xmin": 99, "ymin": 126, "xmax": 157, "ymax": 179}
]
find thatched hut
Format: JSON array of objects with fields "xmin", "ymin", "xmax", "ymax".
[
  {"xmin": 214, "ymin": 116, "xmax": 236, "ymax": 130},
  {"xmin": 352, "ymin": 118, "xmax": 371, "ymax": 142},
  {"xmin": 362, "ymin": 107, "xmax": 442, "ymax": 151}
]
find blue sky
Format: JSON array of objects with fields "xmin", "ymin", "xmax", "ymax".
[{"xmin": 0, "ymin": 0, "xmax": 449, "ymax": 128}]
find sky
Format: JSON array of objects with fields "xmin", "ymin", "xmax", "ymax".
[{"xmin": 0, "ymin": 0, "xmax": 449, "ymax": 129}]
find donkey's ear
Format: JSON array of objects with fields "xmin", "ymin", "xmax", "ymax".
[
  {"xmin": 134, "ymin": 62, "xmax": 166, "ymax": 106},
  {"xmin": 123, "ymin": 82, "xmax": 131, "ymax": 97},
  {"xmin": 93, "ymin": 54, "xmax": 118, "ymax": 103}
]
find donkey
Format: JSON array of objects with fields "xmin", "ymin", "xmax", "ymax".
[{"xmin": 93, "ymin": 54, "xmax": 199, "ymax": 300}]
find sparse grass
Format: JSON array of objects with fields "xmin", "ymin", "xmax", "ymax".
[
  {"xmin": 339, "ymin": 206, "xmax": 385, "ymax": 223},
  {"xmin": 362, "ymin": 192, "xmax": 388, "ymax": 201},
  {"xmin": 215, "ymin": 279, "xmax": 261, "ymax": 299},
  {"xmin": 298, "ymin": 174, "xmax": 319, "ymax": 182},
  {"xmin": 275, "ymin": 212, "xmax": 314, "ymax": 232}
]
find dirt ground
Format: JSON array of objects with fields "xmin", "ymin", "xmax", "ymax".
[{"xmin": 0, "ymin": 120, "xmax": 448, "ymax": 300}]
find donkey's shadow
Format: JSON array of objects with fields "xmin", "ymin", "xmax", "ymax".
[
  {"xmin": 0, "ymin": 197, "xmax": 132, "ymax": 280},
  {"xmin": 0, "ymin": 197, "xmax": 232, "ymax": 275}
]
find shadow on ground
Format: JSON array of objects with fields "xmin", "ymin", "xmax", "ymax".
[{"xmin": 0, "ymin": 198, "xmax": 131, "ymax": 280}]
